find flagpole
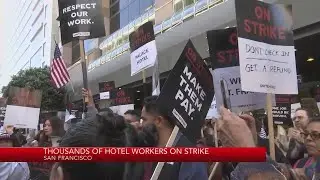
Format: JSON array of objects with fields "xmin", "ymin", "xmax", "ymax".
[{"xmin": 79, "ymin": 40, "xmax": 88, "ymax": 119}]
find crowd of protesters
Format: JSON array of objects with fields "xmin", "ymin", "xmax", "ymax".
[{"xmin": 0, "ymin": 88, "xmax": 319, "ymax": 180}]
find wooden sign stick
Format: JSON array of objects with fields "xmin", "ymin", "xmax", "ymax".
[
  {"xmin": 150, "ymin": 125, "xmax": 180, "ymax": 180},
  {"xmin": 266, "ymin": 93, "xmax": 276, "ymax": 160},
  {"xmin": 208, "ymin": 123, "xmax": 220, "ymax": 180}
]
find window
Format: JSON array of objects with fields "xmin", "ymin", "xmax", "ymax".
[
  {"xmin": 174, "ymin": 0, "xmax": 183, "ymax": 12},
  {"xmin": 120, "ymin": 0, "xmax": 129, "ymax": 10},
  {"xmin": 42, "ymin": 61, "xmax": 46, "ymax": 68},
  {"xmin": 110, "ymin": 2, "xmax": 120, "ymax": 17},
  {"xmin": 72, "ymin": 42, "xmax": 80, "ymax": 64},
  {"xmin": 43, "ymin": 42, "xmax": 46, "ymax": 57},
  {"xmin": 184, "ymin": 0, "xmax": 195, "ymax": 7},
  {"xmin": 30, "ymin": 47, "xmax": 42, "ymax": 68},
  {"xmin": 43, "ymin": 24, "xmax": 46, "ymax": 37},
  {"xmin": 45, "ymin": 5, "xmax": 48, "ymax": 18},
  {"xmin": 110, "ymin": 13, "xmax": 120, "ymax": 34},
  {"xmin": 128, "ymin": 0, "xmax": 140, "ymax": 22},
  {"xmin": 120, "ymin": 7, "xmax": 129, "ymax": 28},
  {"xmin": 140, "ymin": 0, "xmax": 154, "ymax": 13}
]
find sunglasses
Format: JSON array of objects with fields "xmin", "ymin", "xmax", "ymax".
[{"xmin": 300, "ymin": 132, "xmax": 320, "ymax": 140}]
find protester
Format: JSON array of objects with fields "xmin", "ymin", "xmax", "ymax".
[
  {"xmin": 216, "ymin": 106, "xmax": 310, "ymax": 180},
  {"xmin": 132, "ymin": 95, "xmax": 208, "ymax": 180},
  {"xmin": 255, "ymin": 119, "xmax": 289, "ymax": 164},
  {"xmin": 49, "ymin": 107, "xmax": 139, "ymax": 180},
  {"xmin": 124, "ymin": 110, "xmax": 141, "ymax": 130},
  {"xmin": 32, "ymin": 116, "xmax": 65, "ymax": 147},
  {"xmin": 0, "ymin": 131, "xmax": 30, "ymax": 180},
  {"xmin": 287, "ymin": 108, "xmax": 311, "ymax": 165},
  {"xmin": 293, "ymin": 118, "xmax": 320, "ymax": 178}
]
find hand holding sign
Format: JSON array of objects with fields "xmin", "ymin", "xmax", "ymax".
[{"xmin": 216, "ymin": 107, "xmax": 256, "ymax": 147}]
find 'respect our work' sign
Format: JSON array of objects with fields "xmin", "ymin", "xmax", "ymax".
[
  {"xmin": 58, "ymin": 0, "xmax": 106, "ymax": 45},
  {"xmin": 235, "ymin": 0, "xmax": 297, "ymax": 94},
  {"xmin": 157, "ymin": 41, "xmax": 214, "ymax": 143},
  {"xmin": 207, "ymin": 28, "xmax": 274, "ymax": 113},
  {"xmin": 129, "ymin": 21, "xmax": 157, "ymax": 76}
]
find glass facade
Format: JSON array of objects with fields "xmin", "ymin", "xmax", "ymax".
[
  {"xmin": 88, "ymin": 0, "xmax": 224, "ymax": 71},
  {"xmin": 110, "ymin": 0, "xmax": 155, "ymax": 34}
]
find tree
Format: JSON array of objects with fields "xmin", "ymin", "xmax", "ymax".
[{"xmin": 1, "ymin": 67, "xmax": 66, "ymax": 111}]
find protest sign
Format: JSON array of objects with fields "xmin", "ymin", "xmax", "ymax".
[
  {"xmin": 213, "ymin": 66, "xmax": 274, "ymax": 113},
  {"xmin": 99, "ymin": 81, "xmax": 115, "ymax": 100},
  {"xmin": 207, "ymin": 27, "xmax": 239, "ymax": 69},
  {"xmin": 206, "ymin": 95, "xmax": 218, "ymax": 120},
  {"xmin": 99, "ymin": 81, "xmax": 115, "ymax": 92},
  {"xmin": 208, "ymin": 28, "xmax": 274, "ymax": 112},
  {"xmin": 129, "ymin": 21, "xmax": 157, "ymax": 76},
  {"xmin": 235, "ymin": 0, "xmax": 297, "ymax": 94},
  {"xmin": 0, "ymin": 98, "xmax": 6, "ymax": 125},
  {"xmin": 108, "ymin": 88, "xmax": 134, "ymax": 115},
  {"xmin": 58, "ymin": 0, "xmax": 106, "ymax": 45},
  {"xmin": 156, "ymin": 40, "xmax": 214, "ymax": 143},
  {"xmin": 272, "ymin": 95, "xmax": 292, "ymax": 125},
  {"xmin": 4, "ymin": 87, "xmax": 42, "ymax": 129}
]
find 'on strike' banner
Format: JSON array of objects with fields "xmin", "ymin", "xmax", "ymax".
[
  {"xmin": 0, "ymin": 147, "xmax": 266, "ymax": 162},
  {"xmin": 235, "ymin": 0, "xmax": 297, "ymax": 94}
]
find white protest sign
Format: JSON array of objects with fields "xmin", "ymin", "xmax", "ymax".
[
  {"xmin": 100, "ymin": 91, "xmax": 110, "ymax": 100},
  {"xmin": 109, "ymin": 104, "xmax": 135, "ymax": 116},
  {"xmin": 130, "ymin": 41, "xmax": 157, "ymax": 76},
  {"xmin": 206, "ymin": 95, "xmax": 218, "ymax": 119},
  {"xmin": 235, "ymin": 1, "xmax": 297, "ymax": 94},
  {"xmin": 213, "ymin": 66, "xmax": 274, "ymax": 113},
  {"xmin": 238, "ymin": 39, "xmax": 297, "ymax": 94},
  {"xmin": 4, "ymin": 105, "xmax": 40, "ymax": 129},
  {"xmin": 129, "ymin": 21, "xmax": 157, "ymax": 76}
]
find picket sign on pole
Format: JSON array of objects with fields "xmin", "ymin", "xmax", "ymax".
[
  {"xmin": 79, "ymin": 40, "xmax": 88, "ymax": 119},
  {"xmin": 208, "ymin": 122, "xmax": 220, "ymax": 180},
  {"xmin": 266, "ymin": 93, "xmax": 276, "ymax": 160},
  {"xmin": 150, "ymin": 125, "xmax": 179, "ymax": 180}
]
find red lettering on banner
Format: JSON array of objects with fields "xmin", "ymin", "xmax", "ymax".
[
  {"xmin": 244, "ymin": 19, "xmax": 285, "ymax": 40},
  {"xmin": 229, "ymin": 32, "xmax": 238, "ymax": 45},
  {"xmin": 216, "ymin": 49, "xmax": 239, "ymax": 64},
  {"xmin": 254, "ymin": 6, "xmax": 271, "ymax": 22}
]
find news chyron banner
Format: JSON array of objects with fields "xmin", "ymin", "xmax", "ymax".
[
  {"xmin": 109, "ymin": 88, "xmax": 134, "ymax": 116},
  {"xmin": 4, "ymin": 87, "xmax": 42, "ymax": 129},
  {"xmin": 98, "ymin": 81, "xmax": 115, "ymax": 100},
  {"xmin": 157, "ymin": 40, "xmax": 214, "ymax": 143},
  {"xmin": 235, "ymin": 0, "xmax": 297, "ymax": 94},
  {"xmin": 0, "ymin": 98, "xmax": 6, "ymax": 126},
  {"xmin": 129, "ymin": 21, "xmax": 157, "ymax": 76},
  {"xmin": 272, "ymin": 95, "xmax": 292, "ymax": 126},
  {"xmin": 207, "ymin": 28, "xmax": 274, "ymax": 113},
  {"xmin": 58, "ymin": 0, "xmax": 106, "ymax": 45}
]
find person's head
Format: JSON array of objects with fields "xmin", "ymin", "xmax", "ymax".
[
  {"xmin": 124, "ymin": 110, "xmax": 140, "ymax": 123},
  {"xmin": 293, "ymin": 108, "xmax": 311, "ymax": 129},
  {"xmin": 44, "ymin": 116, "xmax": 65, "ymax": 137},
  {"xmin": 50, "ymin": 111, "xmax": 139, "ymax": 180},
  {"xmin": 302, "ymin": 118, "xmax": 320, "ymax": 157},
  {"xmin": 0, "ymin": 133, "xmax": 14, "ymax": 147},
  {"xmin": 141, "ymin": 96, "xmax": 174, "ymax": 131}
]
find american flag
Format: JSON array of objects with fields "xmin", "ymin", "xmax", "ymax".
[
  {"xmin": 259, "ymin": 127, "xmax": 267, "ymax": 139},
  {"xmin": 50, "ymin": 44, "xmax": 70, "ymax": 88}
]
